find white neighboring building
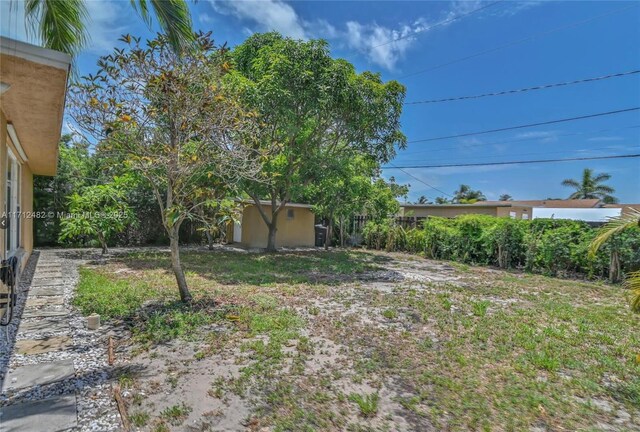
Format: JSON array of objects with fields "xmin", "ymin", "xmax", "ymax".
[{"xmin": 531, "ymin": 207, "xmax": 622, "ymax": 222}]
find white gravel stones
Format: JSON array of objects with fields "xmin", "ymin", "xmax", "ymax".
[{"xmin": 1, "ymin": 249, "xmax": 120, "ymax": 431}]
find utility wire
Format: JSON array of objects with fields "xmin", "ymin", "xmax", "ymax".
[
  {"xmin": 401, "ymin": 125, "xmax": 640, "ymax": 155},
  {"xmin": 405, "ymin": 70, "xmax": 640, "ymax": 105},
  {"xmin": 408, "ymin": 107, "xmax": 640, "ymax": 144},
  {"xmin": 405, "ymin": 145, "xmax": 640, "ymax": 164},
  {"xmin": 373, "ymin": 1, "xmax": 504, "ymax": 48},
  {"xmin": 390, "ymin": 163, "xmax": 453, "ymax": 197},
  {"xmin": 399, "ymin": 3, "xmax": 638, "ymax": 80},
  {"xmin": 383, "ymin": 153, "xmax": 640, "ymax": 170}
]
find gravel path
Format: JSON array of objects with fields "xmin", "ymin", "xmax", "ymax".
[{"xmin": 0, "ymin": 249, "xmax": 120, "ymax": 431}]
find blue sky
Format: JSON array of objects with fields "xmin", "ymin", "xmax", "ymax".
[{"xmin": 2, "ymin": 0, "xmax": 639, "ymax": 202}]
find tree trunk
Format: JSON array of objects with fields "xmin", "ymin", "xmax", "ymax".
[
  {"xmin": 205, "ymin": 231, "xmax": 214, "ymax": 250},
  {"xmin": 325, "ymin": 216, "xmax": 333, "ymax": 250},
  {"xmin": 98, "ymin": 233, "xmax": 108, "ymax": 255},
  {"xmin": 266, "ymin": 219, "xmax": 278, "ymax": 252},
  {"xmin": 340, "ymin": 216, "xmax": 345, "ymax": 248},
  {"xmin": 609, "ymin": 250, "xmax": 621, "ymax": 283},
  {"xmin": 169, "ymin": 228, "xmax": 192, "ymax": 302}
]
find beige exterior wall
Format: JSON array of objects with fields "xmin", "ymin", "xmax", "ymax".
[
  {"xmin": 0, "ymin": 111, "xmax": 6, "ymax": 260},
  {"xmin": 1, "ymin": 110, "xmax": 35, "ymax": 267},
  {"xmin": 496, "ymin": 206, "xmax": 533, "ymax": 220},
  {"xmin": 237, "ymin": 204, "xmax": 315, "ymax": 248}
]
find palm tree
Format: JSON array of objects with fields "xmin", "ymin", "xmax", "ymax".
[
  {"xmin": 453, "ymin": 184, "xmax": 486, "ymax": 204},
  {"xmin": 22, "ymin": 0, "xmax": 194, "ymax": 57},
  {"xmin": 417, "ymin": 195, "xmax": 430, "ymax": 204},
  {"xmin": 561, "ymin": 168, "xmax": 617, "ymax": 203},
  {"xmin": 590, "ymin": 208, "xmax": 640, "ymax": 312},
  {"xmin": 499, "ymin": 194, "xmax": 512, "ymax": 201}
]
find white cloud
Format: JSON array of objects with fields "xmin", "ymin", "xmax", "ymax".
[
  {"xmin": 206, "ymin": 0, "xmax": 541, "ymax": 71},
  {"xmin": 199, "ymin": 13, "xmax": 213, "ymax": 24},
  {"xmin": 84, "ymin": 1, "xmax": 129, "ymax": 54},
  {"xmin": 514, "ymin": 131, "xmax": 558, "ymax": 143},
  {"xmin": 344, "ymin": 21, "xmax": 422, "ymax": 70},
  {"xmin": 206, "ymin": 0, "xmax": 431, "ymax": 69},
  {"xmin": 209, "ymin": 0, "xmax": 306, "ymax": 39}
]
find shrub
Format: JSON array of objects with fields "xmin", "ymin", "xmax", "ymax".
[
  {"xmin": 405, "ymin": 228, "xmax": 427, "ymax": 254},
  {"xmin": 364, "ymin": 215, "xmax": 640, "ymax": 282},
  {"xmin": 362, "ymin": 220, "xmax": 392, "ymax": 250},
  {"xmin": 487, "ymin": 218, "xmax": 527, "ymax": 269}
]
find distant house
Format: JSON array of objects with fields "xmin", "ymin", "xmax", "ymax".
[
  {"xmin": 227, "ymin": 201, "xmax": 315, "ymax": 249},
  {"xmin": 1, "ymin": 37, "xmax": 71, "ymax": 268},
  {"xmin": 399, "ymin": 199, "xmax": 637, "ymax": 223}
]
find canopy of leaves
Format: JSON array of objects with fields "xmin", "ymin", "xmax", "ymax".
[
  {"xmin": 226, "ymin": 32, "xmax": 406, "ymax": 205},
  {"xmin": 59, "ymin": 176, "xmax": 134, "ymax": 252},
  {"xmin": 69, "ymin": 32, "xmax": 258, "ymax": 232}
]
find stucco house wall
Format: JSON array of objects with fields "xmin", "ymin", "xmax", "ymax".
[
  {"xmin": 235, "ymin": 203, "xmax": 315, "ymax": 249},
  {"xmin": 1, "ymin": 37, "xmax": 70, "ymax": 268}
]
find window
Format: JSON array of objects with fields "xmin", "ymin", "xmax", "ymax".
[
  {"xmin": 522, "ymin": 213, "xmax": 529, "ymax": 220},
  {"xmin": 509, "ymin": 211, "xmax": 516, "ymax": 219},
  {"xmin": 5, "ymin": 148, "xmax": 21, "ymax": 256},
  {"xmin": 287, "ymin": 208, "xmax": 295, "ymax": 220}
]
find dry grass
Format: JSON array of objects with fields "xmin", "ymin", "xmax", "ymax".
[{"xmin": 76, "ymin": 249, "xmax": 640, "ymax": 431}]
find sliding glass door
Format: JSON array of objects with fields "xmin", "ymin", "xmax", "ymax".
[{"xmin": 5, "ymin": 148, "xmax": 20, "ymax": 256}]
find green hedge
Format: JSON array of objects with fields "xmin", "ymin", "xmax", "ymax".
[{"xmin": 362, "ymin": 215, "xmax": 640, "ymax": 281}]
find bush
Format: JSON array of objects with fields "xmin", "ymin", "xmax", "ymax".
[
  {"xmin": 487, "ymin": 218, "xmax": 527, "ymax": 269},
  {"xmin": 363, "ymin": 215, "xmax": 640, "ymax": 281},
  {"xmin": 362, "ymin": 220, "xmax": 392, "ymax": 250}
]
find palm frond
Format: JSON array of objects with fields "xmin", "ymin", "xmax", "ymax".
[
  {"xmin": 148, "ymin": 0, "xmax": 195, "ymax": 53},
  {"xmin": 130, "ymin": 0, "xmax": 152, "ymax": 26},
  {"xmin": 589, "ymin": 208, "xmax": 640, "ymax": 256},
  {"xmin": 25, "ymin": 0, "xmax": 88, "ymax": 56},
  {"xmin": 594, "ymin": 185, "xmax": 615, "ymax": 194},
  {"xmin": 592, "ymin": 172, "xmax": 612, "ymax": 183},
  {"xmin": 625, "ymin": 270, "xmax": 640, "ymax": 313},
  {"xmin": 561, "ymin": 179, "xmax": 580, "ymax": 188}
]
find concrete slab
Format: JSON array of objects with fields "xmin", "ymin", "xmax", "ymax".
[
  {"xmin": 2, "ymin": 360, "xmax": 75, "ymax": 392},
  {"xmin": 21, "ymin": 308, "xmax": 68, "ymax": 319},
  {"xmin": 28, "ymin": 286, "xmax": 64, "ymax": 297},
  {"xmin": 19, "ymin": 318, "xmax": 69, "ymax": 334},
  {"xmin": 35, "ymin": 264, "xmax": 63, "ymax": 269},
  {"xmin": 15, "ymin": 336, "xmax": 72, "ymax": 355},
  {"xmin": 0, "ymin": 394, "xmax": 77, "ymax": 432},
  {"xmin": 26, "ymin": 297, "xmax": 64, "ymax": 308},
  {"xmin": 30, "ymin": 278, "xmax": 64, "ymax": 287},
  {"xmin": 32, "ymin": 272, "xmax": 63, "ymax": 279}
]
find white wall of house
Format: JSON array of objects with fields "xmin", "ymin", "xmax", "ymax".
[{"xmin": 531, "ymin": 207, "xmax": 621, "ymax": 222}]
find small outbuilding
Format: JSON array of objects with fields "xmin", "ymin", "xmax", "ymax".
[{"xmin": 228, "ymin": 201, "xmax": 316, "ymax": 249}]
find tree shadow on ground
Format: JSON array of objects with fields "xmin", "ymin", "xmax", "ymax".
[{"xmin": 117, "ymin": 249, "xmax": 400, "ymax": 286}]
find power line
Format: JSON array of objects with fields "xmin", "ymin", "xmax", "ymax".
[
  {"xmin": 406, "ymin": 145, "xmax": 640, "ymax": 164},
  {"xmin": 408, "ymin": 107, "xmax": 640, "ymax": 144},
  {"xmin": 401, "ymin": 125, "xmax": 640, "ymax": 155},
  {"xmin": 390, "ymin": 163, "xmax": 453, "ymax": 197},
  {"xmin": 373, "ymin": 1, "xmax": 504, "ymax": 48},
  {"xmin": 383, "ymin": 153, "xmax": 640, "ymax": 170},
  {"xmin": 398, "ymin": 3, "xmax": 638, "ymax": 80},
  {"xmin": 405, "ymin": 70, "xmax": 640, "ymax": 105}
]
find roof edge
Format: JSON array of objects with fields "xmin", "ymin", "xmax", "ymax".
[{"xmin": 0, "ymin": 36, "xmax": 71, "ymax": 70}]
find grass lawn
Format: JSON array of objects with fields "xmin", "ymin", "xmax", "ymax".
[{"xmin": 74, "ymin": 249, "xmax": 640, "ymax": 431}]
